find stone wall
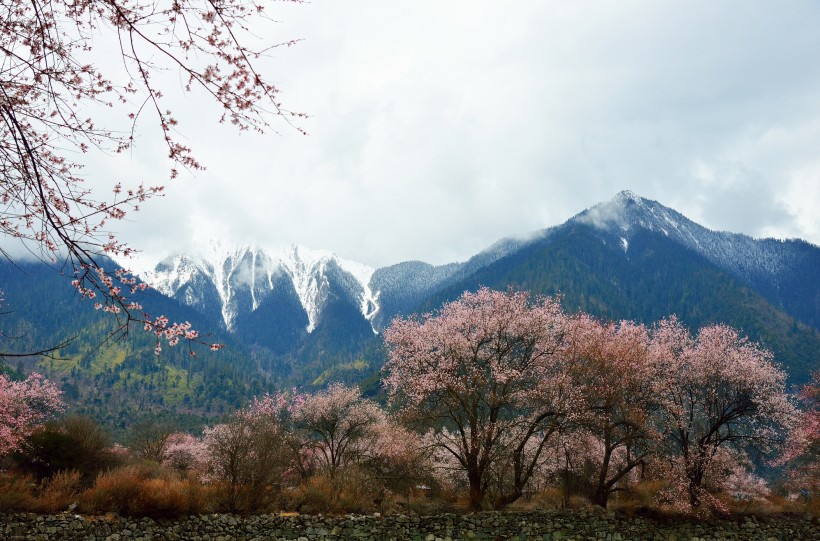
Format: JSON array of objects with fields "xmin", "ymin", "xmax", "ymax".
[{"xmin": 0, "ymin": 510, "xmax": 817, "ymax": 540}]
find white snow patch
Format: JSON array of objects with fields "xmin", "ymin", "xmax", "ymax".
[
  {"xmin": 280, "ymin": 244, "xmax": 332, "ymax": 333},
  {"xmin": 278, "ymin": 244, "xmax": 378, "ymax": 333},
  {"xmin": 662, "ymin": 212, "xmax": 680, "ymax": 230},
  {"xmin": 133, "ymin": 240, "xmax": 380, "ymax": 334},
  {"xmin": 335, "ymin": 256, "xmax": 378, "ymax": 330},
  {"xmin": 140, "ymin": 255, "xmax": 198, "ymax": 298}
]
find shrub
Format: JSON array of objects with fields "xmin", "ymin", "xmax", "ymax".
[
  {"xmin": 525, "ymin": 487, "xmax": 565, "ymax": 510},
  {"xmin": 0, "ymin": 471, "xmax": 35, "ymax": 511},
  {"xmin": 204, "ymin": 414, "xmax": 287, "ymax": 513},
  {"xmin": 81, "ymin": 465, "xmax": 145, "ymax": 515},
  {"xmin": 80, "ymin": 465, "xmax": 208, "ymax": 517},
  {"xmin": 286, "ymin": 467, "xmax": 391, "ymax": 514},
  {"xmin": 287, "ymin": 475, "xmax": 346, "ymax": 514},
  {"xmin": 130, "ymin": 476, "xmax": 207, "ymax": 517},
  {"xmin": 14, "ymin": 416, "xmax": 121, "ymax": 483},
  {"xmin": 129, "ymin": 419, "xmax": 174, "ymax": 463},
  {"xmin": 35, "ymin": 469, "xmax": 83, "ymax": 513}
]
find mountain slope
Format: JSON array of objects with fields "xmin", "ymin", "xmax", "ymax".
[
  {"xmin": 1, "ymin": 190, "xmax": 816, "ymax": 427},
  {"xmin": 141, "ymin": 243, "xmax": 379, "ymax": 334},
  {"xmin": 128, "ymin": 191, "xmax": 818, "ymax": 387},
  {"xmin": 575, "ymin": 191, "xmax": 820, "ymax": 328},
  {"xmin": 0, "ymin": 259, "xmax": 281, "ymax": 430},
  {"xmin": 425, "ymin": 219, "xmax": 819, "ymax": 385}
]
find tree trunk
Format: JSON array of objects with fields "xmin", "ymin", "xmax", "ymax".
[
  {"xmin": 687, "ymin": 466, "xmax": 704, "ymax": 508},
  {"xmin": 494, "ymin": 489, "xmax": 523, "ymax": 509},
  {"xmin": 589, "ymin": 485, "xmax": 611, "ymax": 508},
  {"xmin": 467, "ymin": 470, "xmax": 484, "ymax": 510},
  {"xmin": 688, "ymin": 481, "xmax": 702, "ymax": 508}
]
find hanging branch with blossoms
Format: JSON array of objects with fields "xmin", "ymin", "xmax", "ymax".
[{"xmin": 0, "ymin": 0, "xmax": 305, "ymax": 354}]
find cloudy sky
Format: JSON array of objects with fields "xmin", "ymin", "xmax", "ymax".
[{"xmin": 98, "ymin": 0, "xmax": 820, "ymax": 269}]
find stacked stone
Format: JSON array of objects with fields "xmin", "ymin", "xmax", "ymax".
[{"xmin": 0, "ymin": 510, "xmax": 817, "ymax": 540}]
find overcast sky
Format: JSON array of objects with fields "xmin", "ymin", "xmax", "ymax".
[{"xmin": 93, "ymin": 1, "xmax": 820, "ymax": 269}]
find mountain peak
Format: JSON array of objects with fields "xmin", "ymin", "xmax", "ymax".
[
  {"xmin": 138, "ymin": 242, "xmax": 378, "ymax": 334},
  {"xmin": 572, "ymin": 191, "xmax": 688, "ymax": 238},
  {"xmin": 614, "ymin": 189, "xmax": 643, "ymax": 203}
]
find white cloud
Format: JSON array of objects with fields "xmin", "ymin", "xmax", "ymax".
[{"xmin": 11, "ymin": 0, "xmax": 820, "ymax": 269}]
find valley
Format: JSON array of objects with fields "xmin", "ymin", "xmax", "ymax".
[{"xmin": 0, "ymin": 191, "xmax": 817, "ymax": 429}]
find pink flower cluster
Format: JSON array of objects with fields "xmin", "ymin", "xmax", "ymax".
[
  {"xmin": 71, "ymin": 265, "xmax": 221, "ymax": 354},
  {"xmin": 0, "ymin": 373, "xmax": 64, "ymax": 456},
  {"xmin": 383, "ymin": 288, "xmax": 798, "ymax": 511}
]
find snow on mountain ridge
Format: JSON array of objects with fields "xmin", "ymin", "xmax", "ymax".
[
  {"xmin": 334, "ymin": 257, "xmax": 379, "ymax": 325},
  {"xmin": 138, "ymin": 243, "xmax": 377, "ymax": 333},
  {"xmin": 277, "ymin": 244, "xmax": 377, "ymax": 332},
  {"xmin": 573, "ymin": 190, "xmax": 798, "ymax": 282},
  {"xmin": 127, "ymin": 191, "xmax": 816, "ymax": 338}
]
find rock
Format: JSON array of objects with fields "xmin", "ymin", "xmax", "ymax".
[{"xmin": 0, "ymin": 510, "xmax": 816, "ymax": 540}]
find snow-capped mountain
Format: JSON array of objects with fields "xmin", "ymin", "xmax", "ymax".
[
  {"xmin": 569, "ymin": 190, "xmax": 819, "ymax": 327},
  {"xmin": 141, "ymin": 242, "xmax": 378, "ymax": 334},
  {"xmin": 575, "ymin": 190, "xmax": 798, "ymax": 277},
  {"xmin": 111, "ymin": 190, "xmax": 817, "ymax": 385},
  {"xmin": 2, "ymin": 189, "xmax": 816, "ymax": 418},
  {"xmin": 137, "ymin": 234, "xmax": 547, "ymax": 336},
  {"xmin": 133, "ymin": 191, "xmax": 818, "ymax": 343}
]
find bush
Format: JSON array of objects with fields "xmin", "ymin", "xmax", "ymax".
[
  {"xmin": 35, "ymin": 470, "xmax": 83, "ymax": 513},
  {"xmin": 513, "ymin": 487, "xmax": 565, "ymax": 511},
  {"xmin": 204, "ymin": 415, "xmax": 287, "ymax": 513},
  {"xmin": 286, "ymin": 467, "xmax": 389, "ymax": 514},
  {"xmin": 81, "ymin": 465, "xmax": 145, "ymax": 515},
  {"xmin": 288, "ymin": 475, "xmax": 346, "ymax": 514},
  {"xmin": 607, "ymin": 479, "xmax": 667, "ymax": 515},
  {"xmin": 81, "ymin": 465, "xmax": 208, "ymax": 518},
  {"xmin": 0, "ymin": 471, "xmax": 35, "ymax": 511},
  {"xmin": 129, "ymin": 419, "xmax": 174, "ymax": 463},
  {"xmin": 131, "ymin": 476, "xmax": 207, "ymax": 517},
  {"xmin": 14, "ymin": 416, "xmax": 121, "ymax": 483}
]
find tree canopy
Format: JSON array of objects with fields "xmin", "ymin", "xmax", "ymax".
[{"xmin": 383, "ymin": 289, "xmax": 797, "ymax": 511}]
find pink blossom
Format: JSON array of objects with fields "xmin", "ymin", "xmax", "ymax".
[
  {"xmin": 0, "ymin": 0, "xmax": 303, "ymax": 354},
  {"xmin": 561, "ymin": 314, "xmax": 659, "ymax": 507},
  {"xmin": 649, "ymin": 318, "xmax": 796, "ymax": 509},
  {"xmin": 162, "ymin": 432, "xmax": 208, "ymax": 474},
  {"xmin": 0, "ymin": 373, "xmax": 64, "ymax": 455},
  {"xmin": 775, "ymin": 371, "xmax": 820, "ymax": 495},
  {"xmin": 289, "ymin": 383, "xmax": 385, "ymax": 479},
  {"xmin": 383, "ymin": 288, "xmax": 573, "ymax": 509}
]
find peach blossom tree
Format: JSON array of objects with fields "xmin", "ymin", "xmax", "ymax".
[
  {"xmin": 776, "ymin": 370, "xmax": 819, "ymax": 496},
  {"xmin": 563, "ymin": 315, "xmax": 659, "ymax": 507},
  {"xmin": 162, "ymin": 432, "xmax": 208, "ymax": 475},
  {"xmin": 289, "ymin": 383, "xmax": 385, "ymax": 481},
  {"xmin": 383, "ymin": 288, "xmax": 573, "ymax": 510},
  {"xmin": 0, "ymin": 372, "xmax": 63, "ymax": 455},
  {"xmin": 650, "ymin": 318, "xmax": 796, "ymax": 509},
  {"xmin": 203, "ymin": 391, "xmax": 290, "ymax": 512}
]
